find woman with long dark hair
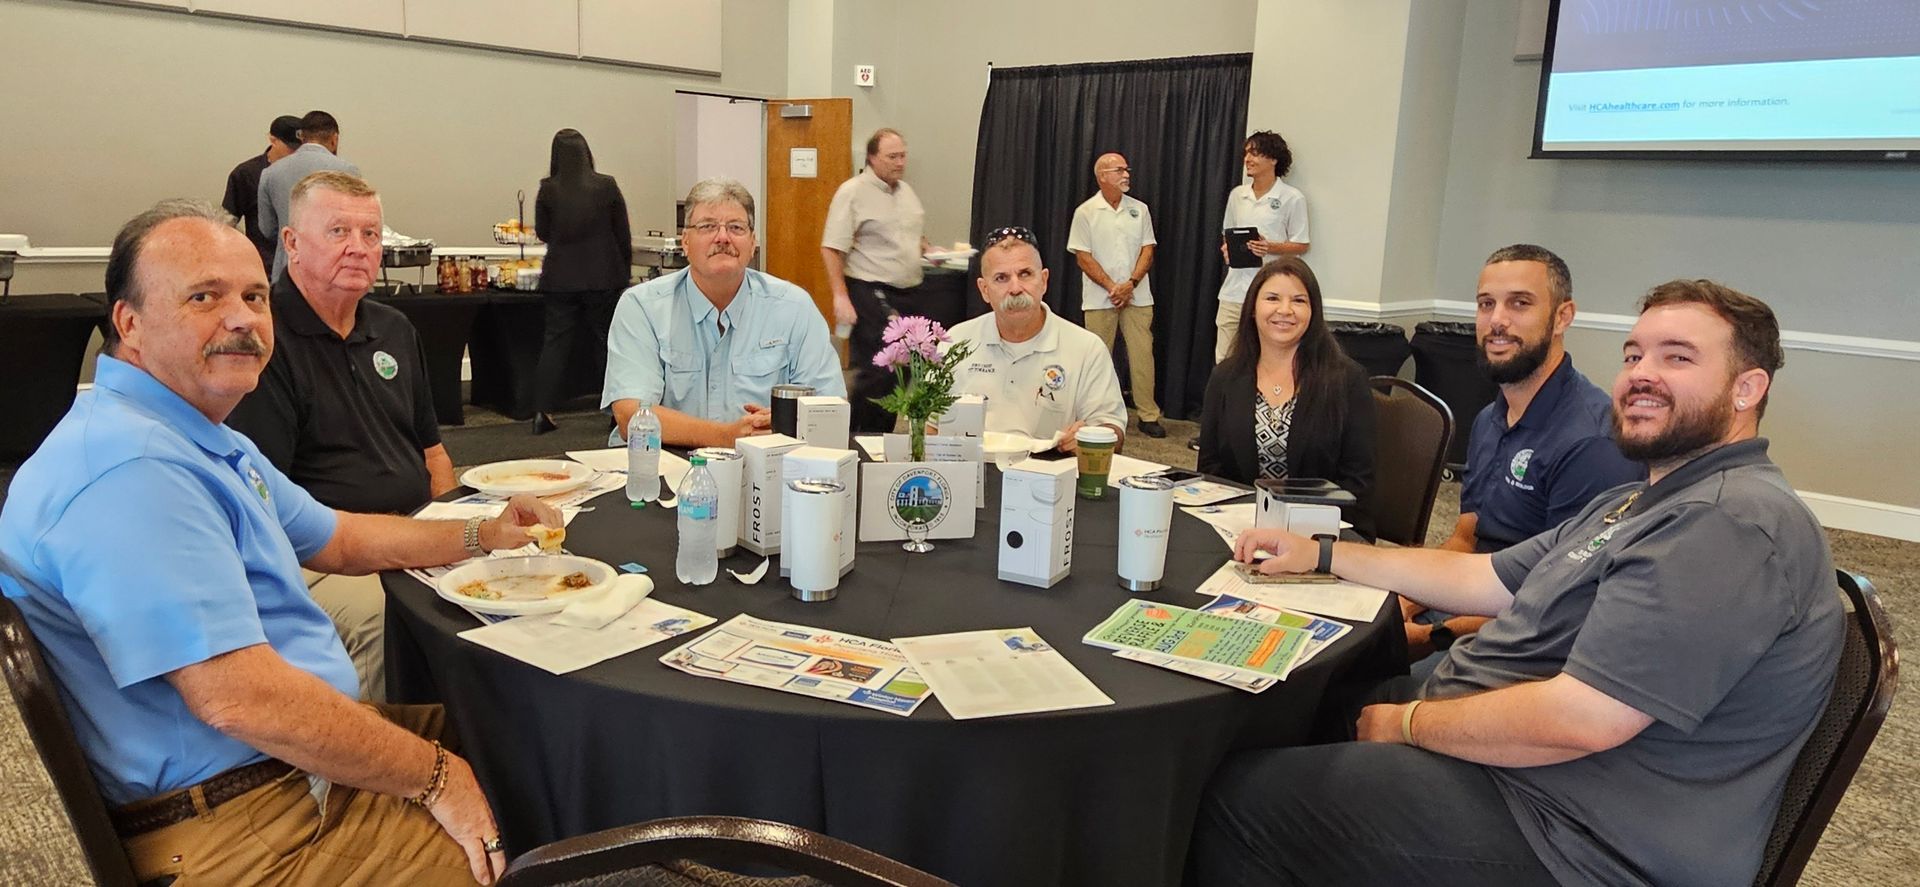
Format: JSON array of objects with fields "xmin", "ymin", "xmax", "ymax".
[
  {"xmin": 1197, "ymin": 256, "xmax": 1377, "ymax": 538},
  {"xmin": 531, "ymin": 128, "xmax": 633, "ymax": 433}
]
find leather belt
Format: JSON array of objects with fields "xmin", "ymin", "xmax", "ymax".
[{"xmin": 112, "ymin": 759, "xmax": 297, "ymax": 838}]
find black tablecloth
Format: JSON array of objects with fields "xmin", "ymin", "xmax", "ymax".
[
  {"xmin": 384, "ymin": 463, "xmax": 1399, "ymax": 887},
  {"xmin": 466, "ymin": 289, "xmax": 615, "ymax": 420},
  {"xmin": 0, "ymin": 294, "xmax": 106, "ymax": 462},
  {"xmin": 369, "ymin": 288, "xmax": 487, "ymax": 427}
]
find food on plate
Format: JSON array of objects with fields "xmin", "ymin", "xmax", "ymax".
[
  {"xmin": 526, "ymin": 524, "xmax": 566, "ymax": 553},
  {"xmin": 457, "ymin": 580, "xmax": 501, "ymax": 600},
  {"xmin": 558, "ymin": 571, "xmax": 591, "ymax": 589},
  {"xmin": 451, "ymin": 570, "xmax": 597, "ymax": 602}
]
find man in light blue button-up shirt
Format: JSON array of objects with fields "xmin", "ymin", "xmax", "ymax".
[{"xmin": 603, "ymin": 178, "xmax": 845, "ymax": 447}]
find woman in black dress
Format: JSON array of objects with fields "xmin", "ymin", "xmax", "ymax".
[
  {"xmin": 1197, "ymin": 256, "xmax": 1377, "ymax": 538},
  {"xmin": 531, "ymin": 128, "xmax": 633, "ymax": 433}
]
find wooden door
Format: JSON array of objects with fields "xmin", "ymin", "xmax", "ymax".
[{"xmin": 763, "ymin": 98, "xmax": 853, "ymax": 327}]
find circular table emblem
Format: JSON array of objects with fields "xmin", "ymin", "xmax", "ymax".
[
  {"xmin": 888, "ymin": 467, "xmax": 951, "ymax": 533},
  {"xmin": 372, "ymin": 350, "xmax": 399, "ymax": 380}
]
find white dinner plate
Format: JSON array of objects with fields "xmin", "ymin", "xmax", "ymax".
[
  {"xmin": 461, "ymin": 459, "xmax": 596, "ymax": 498},
  {"xmin": 436, "ymin": 554, "xmax": 618, "ymax": 616}
]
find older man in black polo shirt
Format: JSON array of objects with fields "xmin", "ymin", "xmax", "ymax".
[{"xmin": 228, "ymin": 171, "xmax": 452, "ymax": 702}]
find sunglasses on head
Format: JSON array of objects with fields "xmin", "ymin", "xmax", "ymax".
[{"xmin": 986, "ymin": 226, "xmax": 1037, "ymax": 248}]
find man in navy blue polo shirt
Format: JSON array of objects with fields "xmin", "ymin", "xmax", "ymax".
[{"xmin": 1405, "ymin": 244, "xmax": 1639, "ymax": 661}]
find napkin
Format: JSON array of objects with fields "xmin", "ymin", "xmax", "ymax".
[{"xmin": 551, "ymin": 574, "xmax": 654, "ymax": 630}]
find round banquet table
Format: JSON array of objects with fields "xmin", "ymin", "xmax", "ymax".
[{"xmin": 383, "ymin": 461, "xmax": 1402, "ymax": 887}]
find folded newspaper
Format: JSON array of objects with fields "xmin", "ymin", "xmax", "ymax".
[
  {"xmin": 660, "ymin": 614, "xmax": 933, "ymax": 716},
  {"xmin": 1084, "ymin": 599, "xmax": 1315, "ymax": 684}
]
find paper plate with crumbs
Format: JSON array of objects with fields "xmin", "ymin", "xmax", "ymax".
[
  {"xmin": 460, "ymin": 459, "xmax": 596, "ymax": 498},
  {"xmin": 436, "ymin": 554, "xmax": 618, "ymax": 615}
]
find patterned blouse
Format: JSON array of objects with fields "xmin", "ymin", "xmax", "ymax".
[{"xmin": 1254, "ymin": 394, "xmax": 1297, "ymax": 480}]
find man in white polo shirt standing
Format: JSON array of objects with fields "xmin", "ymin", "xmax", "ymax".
[
  {"xmin": 1068, "ymin": 152, "xmax": 1165, "ymax": 439},
  {"xmin": 1215, "ymin": 130, "xmax": 1309, "ymax": 363}
]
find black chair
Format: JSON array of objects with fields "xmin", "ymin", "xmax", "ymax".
[
  {"xmin": 499, "ymin": 816, "xmax": 956, "ymax": 887},
  {"xmin": 1752, "ymin": 570, "xmax": 1899, "ymax": 887},
  {"xmin": 0, "ymin": 596, "xmax": 140, "ymax": 887},
  {"xmin": 1367, "ymin": 377, "xmax": 1453, "ymax": 547}
]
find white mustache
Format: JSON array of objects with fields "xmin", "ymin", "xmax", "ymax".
[{"xmin": 1001, "ymin": 294, "xmax": 1035, "ymax": 311}]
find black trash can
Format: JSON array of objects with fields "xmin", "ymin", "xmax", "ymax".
[
  {"xmin": 1409, "ymin": 321, "xmax": 1497, "ymax": 468},
  {"xmin": 1331, "ymin": 321, "xmax": 1412, "ymax": 378}
]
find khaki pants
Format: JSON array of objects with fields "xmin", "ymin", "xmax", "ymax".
[
  {"xmin": 1083, "ymin": 304, "xmax": 1162, "ymax": 423},
  {"xmin": 122, "ymin": 704, "xmax": 476, "ymax": 886},
  {"xmin": 303, "ymin": 571, "xmax": 387, "ymax": 703},
  {"xmin": 1214, "ymin": 300, "xmax": 1244, "ymax": 364}
]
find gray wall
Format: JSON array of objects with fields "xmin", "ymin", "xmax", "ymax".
[
  {"xmin": 823, "ymin": 0, "xmax": 1259, "ymax": 245},
  {"xmin": 1432, "ymin": 0, "xmax": 1920, "ymax": 342},
  {"xmin": 0, "ymin": 0, "xmax": 787, "ymax": 258}
]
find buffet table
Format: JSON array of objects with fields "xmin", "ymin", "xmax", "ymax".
[{"xmin": 383, "ymin": 463, "xmax": 1402, "ymax": 886}]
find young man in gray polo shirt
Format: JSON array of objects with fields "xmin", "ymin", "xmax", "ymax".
[{"xmin": 1195, "ymin": 280, "xmax": 1842, "ymax": 887}]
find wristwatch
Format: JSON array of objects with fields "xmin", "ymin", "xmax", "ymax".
[
  {"xmin": 462, "ymin": 515, "xmax": 488, "ymax": 558},
  {"xmin": 1313, "ymin": 534, "xmax": 1335, "ymax": 574},
  {"xmin": 1429, "ymin": 623, "xmax": 1458, "ymax": 652}
]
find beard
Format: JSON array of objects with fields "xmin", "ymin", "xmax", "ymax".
[
  {"xmin": 1611, "ymin": 382, "xmax": 1733, "ymax": 464},
  {"xmin": 1476, "ymin": 331, "xmax": 1552, "ymax": 384}
]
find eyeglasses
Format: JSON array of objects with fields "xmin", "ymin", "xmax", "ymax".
[
  {"xmin": 688, "ymin": 221, "xmax": 752, "ymax": 237},
  {"xmin": 986, "ymin": 226, "xmax": 1037, "ymax": 248}
]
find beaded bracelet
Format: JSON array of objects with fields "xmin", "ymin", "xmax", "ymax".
[{"xmin": 410, "ymin": 741, "xmax": 448, "ymax": 807}]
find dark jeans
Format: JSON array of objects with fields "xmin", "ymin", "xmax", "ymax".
[
  {"xmin": 846, "ymin": 279, "xmax": 911, "ymax": 433},
  {"xmin": 1188, "ymin": 677, "xmax": 1562, "ymax": 887},
  {"xmin": 533, "ymin": 289, "xmax": 617, "ymax": 415}
]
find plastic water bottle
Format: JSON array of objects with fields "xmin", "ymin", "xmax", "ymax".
[
  {"xmin": 676, "ymin": 456, "xmax": 720, "ymax": 586},
  {"xmin": 626, "ymin": 403, "xmax": 661, "ymax": 504}
]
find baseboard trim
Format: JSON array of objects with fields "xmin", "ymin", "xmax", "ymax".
[
  {"xmin": 1798, "ymin": 492, "xmax": 1920, "ymax": 543},
  {"xmin": 1324, "ymin": 299, "xmax": 1920, "ymax": 362}
]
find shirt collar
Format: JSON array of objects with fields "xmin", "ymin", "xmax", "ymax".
[
  {"xmin": 861, "ymin": 167, "xmax": 898, "ymax": 194},
  {"xmin": 1630, "ymin": 437, "xmax": 1774, "ymax": 514},
  {"xmin": 272, "ymin": 272, "xmax": 377, "ymax": 343},
  {"xmin": 1506, "ymin": 352, "xmax": 1579, "ymax": 431},
  {"xmin": 981, "ymin": 306, "xmax": 1060, "ymax": 354},
  {"xmin": 91, "ymin": 355, "xmax": 247, "ymax": 458},
  {"xmin": 678, "ymin": 269, "xmax": 756, "ymax": 328}
]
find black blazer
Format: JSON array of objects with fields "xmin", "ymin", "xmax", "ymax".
[
  {"xmin": 1197, "ymin": 357, "xmax": 1378, "ymax": 540},
  {"xmin": 535, "ymin": 173, "xmax": 634, "ymax": 293}
]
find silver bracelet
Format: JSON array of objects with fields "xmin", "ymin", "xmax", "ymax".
[{"xmin": 462, "ymin": 515, "xmax": 487, "ymax": 557}]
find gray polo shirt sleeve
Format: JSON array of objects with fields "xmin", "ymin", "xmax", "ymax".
[
  {"xmin": 1563, "ymin": 505, "xmax": 1796, "ymax": 732},
  {"xmin": 1489, "ymin": 519, "xmax": 1567, "ymax": 591}
]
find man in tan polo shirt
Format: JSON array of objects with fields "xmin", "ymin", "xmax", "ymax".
[{"xmin": 822, "ymin": 127, "xmax": 933, "ymax": 432}]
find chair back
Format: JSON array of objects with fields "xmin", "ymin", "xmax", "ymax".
[
  {"xmin": 1752, "ymin": 570, "xmax": 1899, "ymax": 887},
  {"xmin": 1367, "ymin": 376, "xmax": 1452, "ymax": 546},
  {"xmin": 0, "ymin": 596, "xmax": 140, "ymax": 886},
  {"xmin": 499, "ymin": 815, "xmax": 956, "ymax": 887}
]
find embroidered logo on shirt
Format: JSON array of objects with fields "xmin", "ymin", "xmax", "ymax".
[
  {"xmin": 1268, "ymin": 197, "xmax": 1281, "ymax": 210},
  {"xmin": 1127, "ymin": 207, "xmax": 1140, "ymax": 219},
  {"xmin": 1510, "ymin": 448, "xmax": 1534, "ymax": 482},
  {"xmin": 1566, "ymin": 525, "xmax": 1621, "ymax": 563},
  {"xmin": 1042, "ymin": 365, "xmax": 1067, "ymax": 391},
  {"xmin": 372, "ymin": 350, "xmax": 399, "ymax": 380},
  {"xmin": 247, "ymin": 466, "xmax": 271, "ymax": 504}
]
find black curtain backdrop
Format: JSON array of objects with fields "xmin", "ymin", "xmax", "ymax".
[{"xmin": 968, "ymin": 53, "xmax": 1251, "ymax": 420}]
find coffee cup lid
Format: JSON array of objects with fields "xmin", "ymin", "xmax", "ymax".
[{"xmin": 1074, "ymin": 426, "xmax": 1118, "ymax": 444}]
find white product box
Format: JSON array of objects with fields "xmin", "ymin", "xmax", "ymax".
[
  {"xmin": 998, "ymin": 458, "xmax": 1078, "ymax": 588},
  {"xmin": 737, "ymin": 433, "xmax": 804, "ymax": 555},
  {"xmin": 1255, "ymin": 495, "xmax": 1343, "ymax": 540},
  {"xmin": 780, "ymin": 446, "xmax": 857, "ymax": 577},
  {"xmin": 796, "ymin": 396, "xmax": 851, "ymax": 450},
  {"xmin": 936, "ymin": 394, "xmax": 986, "ymax": 439}
]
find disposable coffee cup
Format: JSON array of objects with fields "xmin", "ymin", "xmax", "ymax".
[
  {"xmin": 770, "ymin": 384, "xmax": 814, "ymax": 438},
  {"xmin": 1117, "ymin": 475, "xmax": 1176, "ymax": 591},
  {"xmin": 1074, "ymin": 426, "xmax": 1119, "ymax": 499}
]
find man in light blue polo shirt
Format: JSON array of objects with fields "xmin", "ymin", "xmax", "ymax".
[
  {"xmin": 0, "ymin": 200, "xmax": 558, "ymax": 886},
  {"xmin": 603, "ymin": 177, "xmax": 844, "ymax": 448}
]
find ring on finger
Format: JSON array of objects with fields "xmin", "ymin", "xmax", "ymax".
[{"xmin": 483, "ymin": 836, "xmax": 503, "ymax": 853}]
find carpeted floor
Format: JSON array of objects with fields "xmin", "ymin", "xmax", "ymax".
[{"xmin": 2, "ymin": 409, "xmax": 1913, "ymax": 884}]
